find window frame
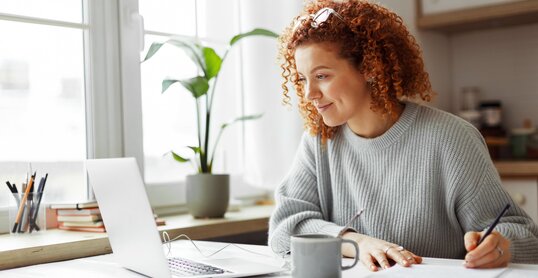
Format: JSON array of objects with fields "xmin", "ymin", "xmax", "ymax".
[
  {"xmin": 0, "ymin": 0, "xmax": 124, "ymax": 232},
  {"xmin": 0, "ymin": 0, "xmax": 271, "ymax": 223},
  {"xmin": 119, "ymin": 0, "xmax": 182, "ymax": 209}
]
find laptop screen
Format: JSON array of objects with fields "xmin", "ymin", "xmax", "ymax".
[{"xmin": 87, "ymin": 157, "xmax": 171, "ymax": 277}]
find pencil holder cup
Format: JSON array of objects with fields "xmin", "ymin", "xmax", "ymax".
[{"xmin": 9, "ymin": 192, "xmax": 46, "ymax": 235}]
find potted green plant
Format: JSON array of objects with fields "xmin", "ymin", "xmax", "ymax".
[{"xmin": 142, "ymin": 28, "xmax": 278, "ymax": 218}]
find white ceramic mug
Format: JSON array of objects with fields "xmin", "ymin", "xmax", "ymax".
[{"xmin": 290, "ymin": 234, "xmax": 359, "ymax": 278}]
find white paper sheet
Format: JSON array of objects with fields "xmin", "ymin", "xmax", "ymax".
[{"xmin": 361, "ymin": 263, "xmax": 507, "ymax": 278}]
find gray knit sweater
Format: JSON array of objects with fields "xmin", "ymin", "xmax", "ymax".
[{"xmin": 268, "ymin": 102, "xmax": 538, "ymax": 263}]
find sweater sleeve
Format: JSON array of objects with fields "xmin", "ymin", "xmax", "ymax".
[
  {"xmin": 456, "ymin": 165, "xmax": 538, "ymax": 264},
  {"xmin": 453, "ymin": 126, "xmax": 538, "ymax": 264},
  {"xmin": 268, "ymin": 133, "xmax": 347, "ymax": 255}
]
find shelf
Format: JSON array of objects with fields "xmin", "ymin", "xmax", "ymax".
[
  {"xmin": 494, "ymin": 160, "xmax": 538, "ymax": 178},
  {"xmin": 416, "ymin": 0, "xmax": 538, "ymax": 33}
]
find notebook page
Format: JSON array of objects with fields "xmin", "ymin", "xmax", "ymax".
[
  {"xmin": 500, "ymin": 267, "xmax": 538, "ymax": 278},
  {"xmin": 362, "ymin": 263, "xmax": 507, "ymax": 278}
]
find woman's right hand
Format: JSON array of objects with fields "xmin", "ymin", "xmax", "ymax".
[{"xmin": 341, "ymin": 231, "xmax": 422, "ymax": 271}]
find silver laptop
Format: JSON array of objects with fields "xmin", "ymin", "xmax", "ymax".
[{"xmin": 87, "ymin": 157, "xmax": 284, "ymax": 278}]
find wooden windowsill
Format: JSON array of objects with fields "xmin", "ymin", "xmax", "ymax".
[{"xmin": 0, "ymin": 205, "xmax": 274, "ymax": 270}]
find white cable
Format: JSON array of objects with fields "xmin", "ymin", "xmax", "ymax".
[{"xmin": 161, "ymin": 231, "xmax": 276, "ymax": 259}]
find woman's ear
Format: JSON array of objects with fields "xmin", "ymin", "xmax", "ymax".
[
  {"xmin": 362, "ymin": 72, "xmax": 373, "ymax": 83},
  {"xmin": 365, "ymin": 74, "xmax": 377, "ymax": 94}
]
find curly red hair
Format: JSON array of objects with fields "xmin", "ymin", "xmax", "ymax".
[{"xmin": 279, "ymin": 0, "xmax": 433, "ymax": 142}]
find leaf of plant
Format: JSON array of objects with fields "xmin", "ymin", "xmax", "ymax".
[
  {"xmin": 187, "ymin": 146, "xmax": 201, "ymax": 153},
  {"xmin": 142, "ymin": 42, "xmax": 165, "ymax": 62},
  {"xmin": 178, "ymin": 77, "xmax": 209, "ymax": 98},
  {"xmin": 202, "ymin": 47, "xmax": 222, "ymax": 80},
  {"xmin": 166, "ymin": 39, "xmax": 207, "ymax": 74},
  {"xmin": 171, "ymin": 151, "xmax": 190, "ymax": 163},
  {"xmin": 229, "ymin": 28, "xmax": 278, "ymax": 46},
  {"xmin": 162, "ymin": 79, "xmax": 179, "ymax": 93},
  {"xmin": 221, "ymin": 113, "xmax": 263, "ymax": 129}
]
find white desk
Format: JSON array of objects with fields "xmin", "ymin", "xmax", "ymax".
[{"xmin": 1, "ymin": 240, "xmax": 537, "ymax": 277}]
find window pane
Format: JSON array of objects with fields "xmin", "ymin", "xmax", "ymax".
[
  {"xmin": 139, "ymin": 0, "xmax": 196, "ymax": 35},
  {"xmin": 139, "ymin": 1, "xmax": 243, "ymax": 185},
  {"xmin": 139, "ymin": 0, "xmax": 198, "ymax": 185},
  {"xmin": 0, "ymin": 21, "xmax": 86, "ymax": 204},
  {"xmin": 0, "ymin": 0, "xmax": 82, "ymax": 23},
  {"xmin": 141, "ymin": 35, "xmax": 198, "ymax": 183}
]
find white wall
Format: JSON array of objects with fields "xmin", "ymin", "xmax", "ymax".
[
  {"xmin": 450, "ymin": 23, "xmax": 538, "ymax": 129},
  {"xmin": 378, "ymin": 0, "xmax": 452, "ymax": 111},
  {"xmin": 383, "ymin": 1, "xmax": 538, "ymax": 130}
]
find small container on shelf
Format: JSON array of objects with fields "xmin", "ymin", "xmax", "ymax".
[
  {"xmin": 524, "ymin": 119, "xmax": 538, "ymax": 159},
  {"xmin": 461, "ymin": 86, "xmax": 480, "ymax": 111},
  {"xmin": 480, "ymin": 100, "xmax": 503, "ymax": 128},
  {"xmin": 478, "ymin": 100, "xmax": 507, "ymax": 160},
  {"xmin": 9, "ymin": 191, "xmax": 47, "ymax": 235},
  {"xmin": 528, "ymin": 133, "xmax": 538, "ymax": 159},
  {"xmin": 509, "ymin": 119, "xmax": 536, "ymax": 159},
  {"xmin": 457, "ymin": 86, "xmax": 482, "ymax": 128}
]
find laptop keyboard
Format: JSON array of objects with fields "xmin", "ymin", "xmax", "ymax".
[{"xmin": 168, "ymin": 257, "xmax": 229, "ymax": 276}]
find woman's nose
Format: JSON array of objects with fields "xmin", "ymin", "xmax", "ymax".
[{"xmin": 305, "ymin": 83, "xmax": 321, "ymax": 100}]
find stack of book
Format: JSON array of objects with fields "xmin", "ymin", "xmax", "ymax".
[
  {"xmin": 51, "ymin": 201, "xmax": 105, "ymax": 232},
  {"xmin": 50, "ymin": 200, "xmax": 166, "ymax": 233}
]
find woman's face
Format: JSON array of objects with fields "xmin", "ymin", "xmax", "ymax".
[{"xmin": 294, "ymin": 42, "xmax": 371, "ymax": 127}]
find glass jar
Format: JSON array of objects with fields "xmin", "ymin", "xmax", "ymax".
[
  {"xmin": 479, "ymin": 101, "xmax": 502, "ymax": 128},
  {"xmin": 461, "ymin": 86, "xmax": 480, "ymax": 111},
  {"xmin": 510, "ymin": 127, "xmax": 534, "ymax": 159},
  {"xmin": 527, "ymin": 128, "xmax": 538, "ymax": 159}
]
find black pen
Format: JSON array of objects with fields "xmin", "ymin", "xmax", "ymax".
[
  {"xmin": 28, "ymin": 177, "xmax": 42, "ymax": 233},
  {"xmin": 478, "ymin": 204, "xmax": 511, "ymax": 245},
  {"xmin": 6, "ymin": 181, "xmax": 14, "ymax": 193},
  {"xmin": 338, "ymin": 208, "xmax": 365, "ymax": 237},
  {"xmin": 30, "ymin": 173, "xmax": 48, "ymax": 233},
  {"xmin": 5, "ymin": 181, "xmax": 20, "ymax": 206},
  {"xmin": 8, "ymin": 182, "xmax": 21, "ymax": 206}
]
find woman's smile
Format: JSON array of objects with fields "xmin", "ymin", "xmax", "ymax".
[{"xmin": 316, "ymin": 102, "xmax": 333, "ymax": 112}]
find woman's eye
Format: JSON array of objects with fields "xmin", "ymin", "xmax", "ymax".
[
  {"xmin": 316, "ymin": 74, "xmax": 327, "ymax": 80},
  {"xmin": 297, "ymin": 77, "xmax": 306, "ymax": 83}
]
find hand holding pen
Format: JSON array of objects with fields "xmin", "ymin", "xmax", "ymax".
[{"xmin": 464, "ymin": 204, "xmax": 511, "ymax": 269}]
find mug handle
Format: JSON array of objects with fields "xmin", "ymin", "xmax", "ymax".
[{"xmin": 341, "ymin": 239, "xmax": 359, "ymax": 271}]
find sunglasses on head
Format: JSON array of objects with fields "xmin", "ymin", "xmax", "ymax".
[{"xmin": 293, "ymin": 7, "xmax": 344, "ymax": 31}]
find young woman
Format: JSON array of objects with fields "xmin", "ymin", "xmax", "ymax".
[{"xmin": 268, "ymin": 0, "xmax": 538, "ymax": 272}]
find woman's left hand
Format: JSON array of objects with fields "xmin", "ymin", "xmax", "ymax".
[{"xmin": 464, "ymin": 231, "xmax": 511, "ymax": 268}]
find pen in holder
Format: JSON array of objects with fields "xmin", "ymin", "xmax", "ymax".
[{"xmin": 7, "ymin": 173, "xmax": 48, "ymax": 234}]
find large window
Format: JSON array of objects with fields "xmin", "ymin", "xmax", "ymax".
[
  {"xmin": 0, "ymin": 1, "xmax": 88, "ymax": 205},
  {"xmin": 0, "ymin": 0, "xmax": 289, "ymax": 214}
]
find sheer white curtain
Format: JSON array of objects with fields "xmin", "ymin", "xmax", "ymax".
[{"xmin": 239, "ymin": 0, "xmax": 303, "ymax": 191}]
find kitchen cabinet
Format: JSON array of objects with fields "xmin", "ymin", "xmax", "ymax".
[
  {"xmin": 416, "ymin": 0, "xmax": 538, "ymax": 32},
  {"xmin": 502, "ymin": 178, "xmax": 538, "ymax": 224}
]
